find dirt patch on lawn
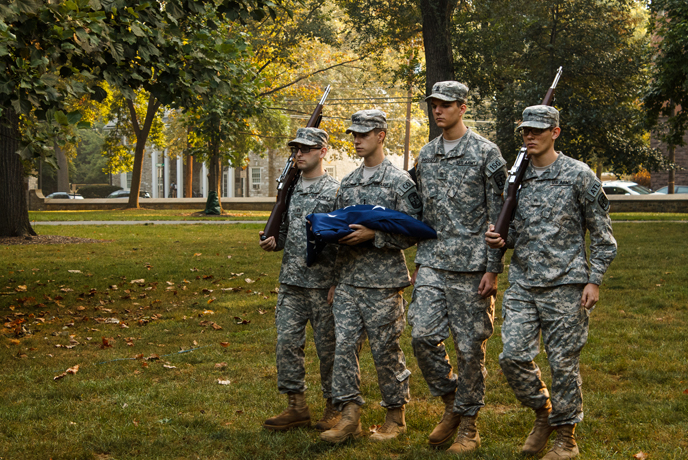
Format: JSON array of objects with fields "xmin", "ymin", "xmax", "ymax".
[{"xmin": 0, "ymin": 235, "xmax": 111, "ymax": 246}]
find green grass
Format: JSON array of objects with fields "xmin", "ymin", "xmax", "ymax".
[
  {"xmin": 1, "ymin": 223, "xmax": 687, "ymax": 459},
  {"xmin": 610, "ymin": 212, "xmax": 688, "ymax": 221},
  {"xmin": 29, "ymin": 209, "xmax": 270, "ymax": 222}
]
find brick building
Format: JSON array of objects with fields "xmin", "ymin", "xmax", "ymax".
[{"xmin": 650, "ymin": 129, "xmax": 688, "ymax": 190}]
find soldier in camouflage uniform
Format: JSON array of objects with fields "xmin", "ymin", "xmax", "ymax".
[
  {"xmin": 408, "ymin": 81, "xmax": 507, "ymax": 453},
  {"xmin": 320, "ymin": 110, "xmax": 422, "ymax": 444},
  {"xmin": 486, "ymin": 106, "xmax": 617, "ymax": 459},
  {"xmin": 259, "ymin": 127, "xmax": 341, "ymax": 432}
]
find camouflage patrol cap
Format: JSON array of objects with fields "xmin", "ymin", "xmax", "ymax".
[
  {"xmin": 426, "ymin": 81, "xmax": 469, "ymax": 103},
  {"xmin": 345, "ymin": 109, "xmax": 388, "ymax": 134},
  {"xmin": 287, "ymin": 127, "xmax": 328, "ymax": 147},
  {"xmin": 518, "ymin": 105, "xmax": 560, "ymax": 130}
]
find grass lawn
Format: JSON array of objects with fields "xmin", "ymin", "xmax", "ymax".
[
  {"xmin": 1, "ymin": 223, "xmax": 686, "ymax": 459},
  {"xmin": 29, "ymin": 209, "xmax": 270, "ymax": 222},
  {"xmin": 610, "ymin": 212, "xmax": 688, "ymax": 221}
]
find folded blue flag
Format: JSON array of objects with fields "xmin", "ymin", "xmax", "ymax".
[{"xmin": 305, "ymin": 204, "xmax": 437, "ymax": 267}]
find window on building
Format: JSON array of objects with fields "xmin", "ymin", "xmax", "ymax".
[
  {"xmin": 325, "ymin": 166, "xmax": 335, "ymax": 179},
  {"xmin": 251, "ymin": 167, "xmax": 261, "ymax": 190},
  {"xmin": 126, "ymin": 172, "xmax": 132, "ymax": 189}
]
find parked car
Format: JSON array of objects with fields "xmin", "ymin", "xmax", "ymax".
[
  {"xmin": 45, "ymin": 192, "xmax": 84, "ymax": 199},
  {"xmin": 652, "ymin": 185, "xmax": 688, "ymax": 194},
  {"xmin": 602, "ymin": 180, "xmax": 652, "ymax": 196},
  {"xmin": 107, "ymin": 190, "xmax": 151, "ymax": 198}
]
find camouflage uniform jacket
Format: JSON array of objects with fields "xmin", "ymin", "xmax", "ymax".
[
  {"xmin": 414, "ymin": 129, "xmax": 506, "ymax": 273},
  {"xmin": 506, "ymin": 153, "xmax": 617, "ymax": 287},
  {"xmin": 333, "ymin": 158, "xmax": 422, "ymax": 288},
  {"xmin": 276, "ymin": 174, "xmax": 339, "ymax": 289}
]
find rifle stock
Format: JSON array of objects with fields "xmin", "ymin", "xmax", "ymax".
[
  {"xmin": 494, "ymin": 67, "xmax": 563, "ymax": 242},
  {"xmin": 261, "ymin": 86, "xmax": 331, "ymax": 241}
]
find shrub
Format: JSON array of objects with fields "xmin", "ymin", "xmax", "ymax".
[{"xmin": 77, "ymin": 184, "xmax": 122, "ymax": 198}]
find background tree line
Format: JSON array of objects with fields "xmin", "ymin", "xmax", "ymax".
[{"xmin": 1, "ymin": 0, "xmax": 685, "ymax": 236}]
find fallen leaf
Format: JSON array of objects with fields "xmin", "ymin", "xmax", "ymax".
[
  {"xmin": 9, "ymin": 339, "xmax": 20, "ymax": 345},
  {"xmin": 67, "ymin": 365, "xmax": 79, "ymax": 374},
  {"xmin": 220, "ymin": 342, "xmax": 229, "ymax": 347},
  {"xmin": 214, "ymin": 362, "xmax": 228, "ymax": 369},
  {"xmin": 67, "ymin": 270, "xmax": 82, "ymax": 274},
  {"xmin": 683, "ymin": 388, "xmax": 688, "ymax": 395},
  {"xmin": 207, "ymin": 299, "xmax": 215, "ymax": 304},
  {"xmin": 258, "ymin": 309, "xmax": 266, "ymax": 315},
  {"xmin": 100, "ymin": 337, "xmax": 113, "ymax": 349},
  {"xmin": 244, "ymin": 278, "xmax": 255, "ymax": 284},
  {"xmin": 211, "ymin": 322, "xmax": 223, "ymax": 330},
  {"xmin": 147, "ymin": 354, "xmax": 160, "ymax": 361},
  {"xmin": 15, "ymin": 285, "xmax": 27, "ymax": 292},
  {"xmin": 633, "ymin": 452, "xmax": 649, "ymax": 460},
  {"xmin": 54, "ymin": 372, "xmax": 67, "ymax": 381},
  {"xmin": 130, "ymin": 279, "xmax": 145, "ymax": 284},
  {"xmin": 163, "ymin": 365, "xmax": 177, "ymax": 369},
  {"xmin": 194, "ymin": 253, "xmax": 202, "ymax": 257},
  {"xmin": 369, "ymin": 424, "xmax": 381, "ymax": 433},
  {"xmin": 203, "ymin": 310, "xmax": 215, "ymax": 315},
  {"xmin": 218, "ymin": 379, "xmax": 231, "ymax": 385}
]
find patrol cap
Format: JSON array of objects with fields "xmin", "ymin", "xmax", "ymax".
[
  {"xmin": 287, "ymin": 127, "xmax": 328, "ymax": 147},
  {"xmin": 345, "ymin": 109, "xmax": 388, "ymax": 134},
  {"xmin": 518, "ymin": 105, "xmax": 560, "ymax": 130},
  {"xmin": 426, "ymin": 81, "xmax": 469, "ymax": 103}
]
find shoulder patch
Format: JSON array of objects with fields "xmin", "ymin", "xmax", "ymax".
[
  {"xmin": 396, "ymin": 178, "xmax": 422, "ymax": 213},
  {"xmin": 585, "ymin": 180, "xmax": 602, "ymax": 202},
  {"xmin": 486, "ymin": 157, "xmax": 507, "ymax": 176},
  {"xmin": 396, "ymin": 178, "xmax": 415, "ymax": 196},
  {"xmin": 597, "ymin": 191, "xmax": 610, "ymax": 212}
]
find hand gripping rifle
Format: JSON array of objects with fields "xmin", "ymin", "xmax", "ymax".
[
  {"xmin": 493, "ymin": 67, "xmax": 563, "ymax": 242},
  {"xmin": 260, "ymin": 85, "xmax": 332, "ymax": 241}
]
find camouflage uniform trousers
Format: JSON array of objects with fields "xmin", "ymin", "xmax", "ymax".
[
  {"xmin": 408, "ymin": 267, "xmax": 495, "ymax": 416},
  {"xmin": 331, "ymin": 283, "xmax": 411, "ymax": 410},
  {"xmin": 499, "ymin": 282, "xmax": 589, "ymax": 426},
  {"xmin": 275, "ymin": 284, "xmax": 336, "ymax": 399}
]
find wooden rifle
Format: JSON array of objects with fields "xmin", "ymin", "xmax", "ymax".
[
  {"xmin": 260, "ymin": 85, "xmax": 331, "ymax": 241},
  {"xmin": 493, "ymin": 67, "xmax": 563, "ymax": 242}
]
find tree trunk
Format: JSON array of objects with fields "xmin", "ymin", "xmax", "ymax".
[
  {"xmin": 208, "ymin": 152, "xmax": 223, "ymax": 212},
  {"xmin": 126, "ymin": 95, "xmax": 161, "ymax": 209},
  {"xmin": 184, "ymin": 153, "xmax": 193, "ymax": 197},
  {"xmin": 0, "ymin": 108, "xmax": 36, "ymax": 237},
  {"xmin": 420, "ymin": 0, "xmax": 458, "ymax": 141},
  {"xmin": 495, "ymin": 86, "xmax": 518, "ymax": 165},
  {"xmin": 55, "ymin": 143, "xmax": 69, "ymax": 192}
]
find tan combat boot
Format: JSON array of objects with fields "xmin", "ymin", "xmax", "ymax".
[
  {"xmin": 320, "ymin": 402, "xmax": 362, "ymax": 443},
  {"xmin": 314, "ymin": 398, "xmax": 341, "ymax": 432},
  {"xmin": 263, "ymin": 392, "xmax": 311, "ymax": 431},
  {"xmin": 446, "ymin": 414, "xmax": 480, "ymax": 454},
  {"xmin": 522, "ymin": 400, "xmax": 555, "ymax": 455},
  {"xmin": 370, "ymin": 406, "xmax": 407, "ymax": 441},
  {"xmin": 541, "ymin": 424, "xmax": 579, "ymax": 460},
  {"xmin": 428, "ymin": 392, "xmax": 462, "ymax": 446}
]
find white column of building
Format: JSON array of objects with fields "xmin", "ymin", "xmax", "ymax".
[
  {"xmin": 201, "ymin": 163, "xmax": 208, "ymax": 197},
  {"xmin": 151, "ymin": 149, "xmax": 158, "ymax": 198},
  {"xmin": 163, "ymin": 149, "xmax": 170, "ymax": 198},
  {"xmin": 120, "ymin": 173, "xmax": 127, "ymax": 190},
  {"xmin": 177, "ymin": 156, "xmax": 183, "ymax": 198},
  {"xmin": 227, "ymin": 167, "xmax": 234, "ymax": 198}
]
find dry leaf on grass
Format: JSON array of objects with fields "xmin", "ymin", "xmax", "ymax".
[
  {"xmin": 633, "ymin": 452, "xmax": 649, "ymax": 460},
  {"xmin": 369, "ymin": 424, "xmax": 381, "ymax": 433},
  {"xmin": 130, "ymin": 279, "xmax": 145, "ymax": 284},
  {"xmin": 244, "ymin": 278, "xmax": 255, "ymax": 284},
  {"xmin": 215, "ymin": 362, "xmax": 227, "ymax": 369},
  {"xmin": 163, "ymin": 365, "xmax": 177, "ymax": 369},
  {"xmin": 217, "ymin": 379, "xmax": 231, "ymax": 385},
  {"xmin": 67, "ymin": 270, "xmax": 82, "ymax": 274},
  {"xmin": 100, "ymin": 337, "xmax": 113, "ymax": 349},
  {"xmin": 194, "ymin": 253, "xmax": 202, "ymax": 257},
  {"xmin": 54, "ymin": 364, "xmax": 80, "ymax": 381},
  {"xmin": 233, "ymin": 317, "xmax": 250, "ymax": 325},
  {"xmin": 220, "ymin": 342, "xmax": 229, "ymax": 347}
]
